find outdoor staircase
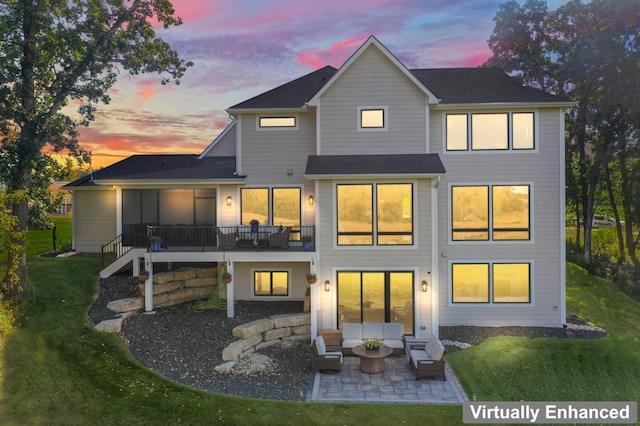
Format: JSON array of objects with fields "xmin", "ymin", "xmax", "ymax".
[{"xmin": 100, "ymin": 248, "xmax": 146, "ymax": 278}]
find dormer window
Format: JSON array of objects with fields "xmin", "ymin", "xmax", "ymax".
[{"xmin": 358, "ymin": 106, "xmax": 388, "ymax": 131}]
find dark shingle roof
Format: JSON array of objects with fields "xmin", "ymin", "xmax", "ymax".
[
  {"xmin": 410, "ymin": 67, "xmax": 566, "ymax": 104},
  {"xmin": 305, "ymin": 154, "xmax": 445, "ymax": 176},
  {"xmin": 228, "ymin": 66, "xmax": 337, "ymax": 110},
  {"xmin": 227, "ymin": 65, "xmax": 568, "ymax": 111},
  {"xmin": 65, "ymin": 155, "xmax": 241, "ymax": 187}
]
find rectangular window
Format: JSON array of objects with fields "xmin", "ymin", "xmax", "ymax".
[
  {"xmin": 272, "ymin": 188, "xmax": 301, "ymax": 227},
  {"xmin": 446, "ymin": 114, "xmax": 468, "ymax": 150},
  {"xmin": 241, "ymin": 188, "xmax": 269, "ymax": 225},
  {"xmin": 512, "ymin": 112, "xmax": 534, "ymax": 149},
  {"xmin": 452, "ymin": 185, "xmax": 530, "ymax": 241},
  {"xmin": 472, "ymin": 113, "xmax": 508, "ymax": 150},
  {"xmin": 358, "ymin": 106, "xmax": 388, "ymax": 130},
  {"xmin": 446, "ymin": 112, "xmax": 535, "ymax": 151},
  {"xmin": 493, "ymin": 263, "xmax": 530, "ymax": 303},
  {"xmin": 452, "ymin": 262, "xmax": 531, "ymax": 304},
  {"xmin": 241, "ymin": 187, "xmax": 302, "ymax": 226},
  {"xmin": 258, "ymin": 116, "xmax": 296, "ymax": 128},
  {"xmin": 337, "ymin": 183, "xmax": 414, "ymax": 246},
  {"xmin": 337, "ymin": 184, "xmax": 373, "ymax": 245},
  {"xmin": 377, "ymin": 183, "xmax": 413, "ymax": 245},
  {"xmin": 451, "ymin": 263, "xmax": 490, "ymax": 303},
  {"xmin": 254, "ymin": 271, "xmax": 289, "ymax": 296},
  {"xmin": 492, "ymin": 186, "xmax": 530, "ymax": 240}
]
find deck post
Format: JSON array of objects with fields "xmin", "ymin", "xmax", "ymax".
[
  {"xmin": 144, "ymin": 252, "xmax": 154, "ymax": 312},
  {"xmin": 226, "ymin": 259, "xmax": 234, "ymax": 318}
]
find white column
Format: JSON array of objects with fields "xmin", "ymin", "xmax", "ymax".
[
  {"xmin": 144, "ymin": 253, "xmax": 154, "ymax": 312},
  {"xmin": 226, "ymin": 259, "xmax": 234, "ymax": 317}
]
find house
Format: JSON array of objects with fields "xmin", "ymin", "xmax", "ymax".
[{"xmin": 66, "ymin": 36, "xmax": 573, "ymax": 339}]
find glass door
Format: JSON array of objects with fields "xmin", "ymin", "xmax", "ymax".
[{"xmin": 337, "ymin": 271, "xmax": 414, "ymax": 335}]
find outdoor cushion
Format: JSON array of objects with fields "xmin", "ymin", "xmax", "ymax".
[
  {"xmin": 315, "ymin": 335, "xmax": 327, "ymax": 355},
  {"xmin": 362, "ymin": 322, "xmax": 383, "ymax": 339},
  {"xmin": 341, "ymin": 323, "xmax": 362, "ymax": 340},
  {"xmin": 425, "ymin": 335, "xmax": 445, "ymax": 361},
  {"xmin": 382, "ymin": 322, "xmax": 402, "ymax": 340}
]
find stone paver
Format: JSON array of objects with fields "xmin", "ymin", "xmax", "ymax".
[{"xmin": 309, "ymin": 355, "xmax": 468, "ymax": 404}]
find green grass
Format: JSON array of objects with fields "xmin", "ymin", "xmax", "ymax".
[
  {"xmin": 449, "ymin": 263, "xmax": 640, "ymax": 402},
  {"xmin": 1, "ymin": 218, "xmax": 638, "ymax": 423}
]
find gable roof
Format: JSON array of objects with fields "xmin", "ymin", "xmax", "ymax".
[
  {"xmin": 65, "ymin": 155, "xmax": 243, "ymax": 188},
  {"xmin": 223, "ymin": 37, "xmax": 570, "ymax": 112},
  {"xmin": 305, "ymin": 154, "xmax": 445, "ymax": 178},
  {"xmin": 227, "ymin": 66, "xmax": 337, "ymax": 111},
  {"xmin": 307, "ymin": 35, "xmax": 440, "ymax": 106}
]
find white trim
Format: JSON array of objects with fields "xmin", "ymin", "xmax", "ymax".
[
  {"xmin": 307, "ymin": 36, "xmax": 440, "ymax": 106},
  {"xmin": 199, "ymin": 120, "xmax": 236, "ymax": 158},
  {"xmin": 357, "ymin": 106, "xmax": 388, "ymax": 132},
  {"xmin": 237, "ymin": 115, "xmax": 243, "ymax": 175},
  {"xmin": 434, "ymin": 101, "xmax": 575, "ymax": 110},
  {"xmin": 559, "ymin": 109, "xmax": 567, "ymax": 324},
  {"xmin": 431, "ymin": 179, "xmax": 439, "ymax": 338},
  {"xmin": 115, "ymin": 187, "xmax": 122, "ymax": 236},
  {"xmin": 306, "ymin": 173, "xmax": 443, "ymax": 180},
  {"xmin": 447, "ymin": 259, "xmax": 535, "ymax": 307},
  {"xmin": 316, "ymin": 104, "xmax": 322, "ymax": 155}
]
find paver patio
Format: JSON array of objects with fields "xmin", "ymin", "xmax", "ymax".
[{"xmin": 308, "ymin": 354, "xmax": 468, "ymax": 404}]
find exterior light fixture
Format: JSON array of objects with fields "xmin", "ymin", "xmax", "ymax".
[
  {"xmin": 324, "ymin": 280, "xmax": 330, "ymax": 292},
  {"xmin": 308, "ymin": 195, "xmax": 314, "ymax": 206},
  {"xmin": 421, "ymin": 280, "xmax": 428, "ymax": 292},
  {"xmin": 226, "ymin": 196, "xmax": 232, "ymax": 206}
]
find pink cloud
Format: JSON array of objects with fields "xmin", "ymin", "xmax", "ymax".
[
  {"xmin": 452, "ymin": 52, "xmax": 492, "ymax": 68},
  {"xmin": 297, "ymin": 35, "xmax": 369, "ymax": 69},
  {"xmin": 138, "ymin": 84, "xmax": 156, "ymax": 102}
]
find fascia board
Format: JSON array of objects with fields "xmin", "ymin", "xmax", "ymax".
[
  {"xmin": 304, "ymin": 173, "xmax": 445, "ymax": 180},
  {"xmin": 433, "ymin": 101, "xmax": 577, "ymax": 110}
]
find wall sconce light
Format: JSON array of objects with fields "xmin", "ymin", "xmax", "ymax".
[
  {"xmin": 226, "ymin": 196, "xmax": 232, "ymax": 206},
  {"xmin": 324, "ymin": 280, "xmax": 330, "ymax": 292},
  {"xmin": 421, "ymin": 280, "xmax": 428, "ymax": 292},
  {"xmin": 308, "ymin": 195, "xmax": 314, "ymax": 206}
]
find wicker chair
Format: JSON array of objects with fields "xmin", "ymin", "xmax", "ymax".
[
  {"xmin": 408, "ymin": 336, "xmax": 446, "ymax": 381},
  {"xmin": 269, "ymin": 226, "xmax": 291, "ymax": 249},
  {"xmin": 312, "ymin": 336, "xmax": 343, "ymax": 373},
  {"xmin": 216, "ymin": 228, "xmax": 238, "ymax": 250}
]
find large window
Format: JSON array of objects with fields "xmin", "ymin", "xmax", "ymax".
[
  {"xmin": 254, "ymin": 271, "xmax": 289, "ymax": 296},
  {"xmin": 337, "ymin": 183, "xmax": 413, "ymax": 246},
  {"xmin": 451, "ymin": 185, "xmax": 530, "ymax": 241},
  {"xmin": 337, "ymin": 271, "xmax": 414, "ymax": 334},
  {"xmin": 446, "ymin": 112, "xmax": 535, "ymax": 151},
  {"xmin": 241, "ymin": 187, "xmax": 301, "ymax": 226},
  {"xmin": 452, "ymin": 262, "xmax": 531, "ymax": 304}
]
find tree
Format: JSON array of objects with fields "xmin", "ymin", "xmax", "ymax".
[
  {"xmin": 485, "ymin": 0, "xmax": 640, "ymax": 268},
  {"xmin": 0, "ymin": 0, "xmax": 192, "ymax": 301}
]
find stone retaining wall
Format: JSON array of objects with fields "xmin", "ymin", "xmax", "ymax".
[
  {"xmin": 138, "ymin": 267, "xmax": 218, "ymax": 308},
  {"xmin": 222, "ymin": 313, "xmax": 311, "ymax": 361}
]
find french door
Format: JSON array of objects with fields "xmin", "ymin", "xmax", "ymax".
[{"xmin": 337, "ymin": 271, "xmax": 414, "ymax": 335}]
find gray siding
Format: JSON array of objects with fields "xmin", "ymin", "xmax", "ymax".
[
  {"xmin": 73, "ymin": 189, "xmax": 117, "ymax": 252},
  {"xmin": 238, "ymin": 112, "xmax": 316, "ymax": 225},
  {"xmin": 433, "ymin": 108, "xmax": 565, "ymax": 327},
  {"xmin": 315, "ymin": 179, "xmax": 434, "ymax": 335},
  {"xmin": 204, "ymin": 127, "xmax": 237, "ymax": 157},
  {"xmin": 317, "ymin": 46, "xmax": 428, "ymax": 155}
]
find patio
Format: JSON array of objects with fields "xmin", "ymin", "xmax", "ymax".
[{"xmin": 308, "ymin": 353, "xmax": 468, "ymax": 404}]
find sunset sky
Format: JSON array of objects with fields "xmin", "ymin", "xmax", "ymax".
[{"xmin": 79, "ymin": 0, "xmax": 567, "ymax": 169}]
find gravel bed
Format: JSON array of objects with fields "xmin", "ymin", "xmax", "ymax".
[{"xmin": 88, "ymin": 273, "xmax": 606, "ymax": 401}]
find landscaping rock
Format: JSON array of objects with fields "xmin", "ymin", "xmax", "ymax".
[
  {"xmin": 95, "ymin": 317, "xmax": 124, "ymax": 333},
  {"xmin": 292, "ymin": 325, "xmax": 311, "ymax": 335},
  {"xmin": 222, "ymin": 340, "xmax": 244, "ymax": 361},
  {"xmin": 173, "ymin": 268, "xmax": 197, "ymax": 281},
  {"xmin": 106, "ymin": 297, "xmax": 143, "ymax": 313},
  {"xmin": 153, "ymin": 271, "xmax": 175, "ymax": 284},
  {"xmin": 184, "ymin": 277, "xmax": 217, "ymax": 288},
  {"xmin": 196, "ymin": 267, "xmax": 217, "ymax": 278},
  {"xmin": 232, "ymin": 318, "xmax": 274, "ymax": 338},
  {"xmin": 263, "ymin": 327, "xmax": 292, "ymax": 341},
  {"xmin": 271, "ymin": 313, "xmax": 310, "ymax": 328}
]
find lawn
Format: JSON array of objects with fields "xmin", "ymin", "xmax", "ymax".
[{"xmin": 0, "ymin": 218, "xmax": 638, "ymax": 424}]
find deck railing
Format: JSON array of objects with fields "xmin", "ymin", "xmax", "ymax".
[{"xmin": 117, "ymin": 224, "xmax": 316, "ymax": 252}]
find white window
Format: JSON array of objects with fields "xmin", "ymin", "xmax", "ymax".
[{"xmin": 358, "ymin": 106, "xmax": 388, "ymax": 131}]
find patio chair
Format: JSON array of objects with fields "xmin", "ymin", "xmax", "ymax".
[
  {"xmin": 216, "ymin": 228, "xmax": 238, "ymax": 250},
  {"xmin": 408, "ymin": 335, "xmax": 446, "ymax": 381},
  {"xmin": 312, "ymin": 336, "xmax": 343, "ymax": 373},
  {"xmin": 269, "ymin": 226, "xmax": 291, "ymax": 249}
]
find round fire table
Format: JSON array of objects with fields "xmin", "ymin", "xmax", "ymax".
[{"xmin": 352, "ymin": 345, "xmax": 393, "ymax": 374}]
